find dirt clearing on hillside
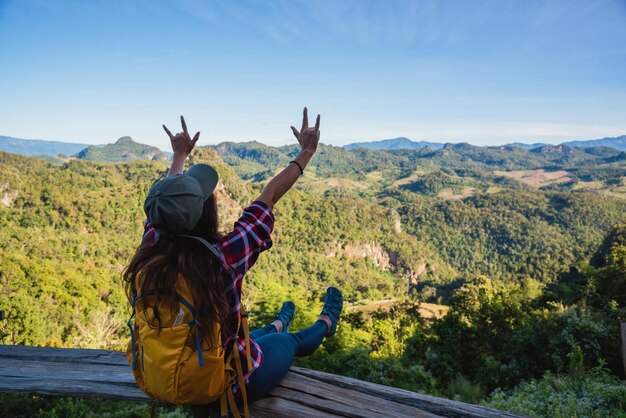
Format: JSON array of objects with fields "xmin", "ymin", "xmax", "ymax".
[
  {"xmin": 438, "ymin": 187, "xmax": 476, "ymax": 200},
  {"xmin": 392, "ymin": 170, "xmax": 425, "ymax": 187},
  {"xmin": 351, "ymin": 299, "xmax": 449, "ymax": 320},
  {"xmin": 494, "ymin": 169, "xmax": 571, "ymax": 187}
]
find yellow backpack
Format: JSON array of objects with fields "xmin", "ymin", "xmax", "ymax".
[{"xmin": 126, "ymin": 277, "xmax": 252, "ymax": 418}]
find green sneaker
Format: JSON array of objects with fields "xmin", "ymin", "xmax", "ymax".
[
  {"xmin": 320, "ymin": 287, "xmax": 343, "ymax": 337},
  {"xmin": 274, "ymin": 301, "xmax": 296, "ymax": 332}
]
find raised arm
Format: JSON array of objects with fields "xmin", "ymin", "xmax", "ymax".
[
  {"xmin": 257, "ymin": 107, "xmax": 320, "ymax": 210},
  {"xmin": 163, "ymin": 116, "xmax": 200, "ymax": 177}
]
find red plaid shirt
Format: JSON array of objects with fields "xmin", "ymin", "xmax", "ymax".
[{"xmin": 142, "ymin": 200, "xmax": 274, "ymax": 390}]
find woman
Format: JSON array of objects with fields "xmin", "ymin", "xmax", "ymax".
[{"xmin": 123, "ymin": 108, "xmax": 342, "ymax": 417}]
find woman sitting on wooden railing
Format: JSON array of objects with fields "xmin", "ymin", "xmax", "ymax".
[{"xmin": 122, "ymin": 108, "xmax": 343, "ymax": 418}]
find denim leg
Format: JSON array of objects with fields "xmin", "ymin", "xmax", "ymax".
[
  {"xmin": 246, "ymin": 321, "xmax": 328, "ymax": 402},
  {"xmin": 292, "ymin": 320, "xmax": 328, "ymax": 356},
  {"xmin": 249, "ymin": 323, "xmax": 278, "ymax": 340}
]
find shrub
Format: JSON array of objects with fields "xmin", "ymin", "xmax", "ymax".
[{"xmin": 486, "ymin": 368, "xmax": 626, "ymax": 418}]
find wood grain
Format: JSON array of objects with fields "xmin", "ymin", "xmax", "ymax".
[
  {"xmin": 277, "ymin": 372, "xmax": 440, "ymax": 418},
  {"xmin": 291, "ymin": 367, "xmax": 526, "ymax": 418},
  {"xmin": 0, "ymin": 345, "xmax": 523, "ymax": 417},
  {"xmin": 251, "ymin": 397, "xmax": 345, "ymax": 418}
]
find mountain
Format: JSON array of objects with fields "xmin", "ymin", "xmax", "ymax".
[
  {"xmin": 344, "ymin": 137, "xmax": 445, "ymax": 151},
  {"xmin": 211, "ymin": 140, "xmax": 625, "ymax": 191},
  {"xmin": 527, "ymin": 144, "xmax": 622, "ymax": 165},
  {"xmin": 211, "ymin": 142, "xmax": 375, "ymax": 180},
  {"xmin": 562, "ymin": 135, "xmax": 626, "ymax": 151},
  {"xmin": 505, "ymin": 135, "xmax": 626, "ymax": 151},
  {"xmin": 347, "ymin": 135, "xmax": 626, "ymax": 152},
  {"xmin": 75, "ymin": 137, "xmax": 169, "ymax": 162},
  {"xmin": 0, "ymin": 136, "xmax": 90, "ymax": 156},
  {"xmin": 504, "ymin": 142, "xmax": 549, "ymax": 150}
]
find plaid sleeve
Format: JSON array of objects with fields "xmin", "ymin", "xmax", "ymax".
[{"xmin": 217, "ymin": 201, "xmax": 274, "ymax": 280}]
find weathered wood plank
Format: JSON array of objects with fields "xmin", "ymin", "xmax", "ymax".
[
  {"xmin": 1, "ymin": 359, "xmax": 135, "ymax": 384},
  {"xmin": 0, "ymin": 377, "xmax": 148, "ymax": 401},
  {"xmin": 270, "ymin": 386, "xmax": 387, "ymax": 418},
  {"xmin": 278, "ymin": 372, "xmax": 440, "ymax": 418},
  {"xmin": 291, "ymin": 367, "xmax": 526, "ymax": 418},
  {"xmin": 0, "ymin": 345, "xmax": 128, "ymax": 366},
  {"xmin": 0, "ymin": 346, "xmax": 519, "ymax": 418},
  {"xmin": 0, "ymin": 348, "xmax": 147, "ymax": 400},
  {"xmin": 251, "ymin": 397, "xmax": 345, "ymax": 418}
]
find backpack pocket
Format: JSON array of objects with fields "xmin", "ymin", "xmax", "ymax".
[
  {"xmin": 176, "ymin": 343, "xmax": 227, "ymax": 404},
  {"xmin": 138, "ymin": 320, "xmax": 192, "ymax": 404}
]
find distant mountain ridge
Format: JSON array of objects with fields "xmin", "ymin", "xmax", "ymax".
[
  {"xmin": 2, "ymin": 133, "xmax": 626, "ymax": 163},
  {"xmin": 345, "ymin": 135, "xmax": 626, "ymax": 151},
  {"xmin": 0, "ymin": 135, "xmax": 169, "ymax": 163},
  {"xmin": 344, "ymin": 137, "xmax": 445, "ymax": 150},
  {"xmin": 0, "ymin": 136, "xmax": 90, "ymax": 156},
  {"xmin": 562, "ymin": 135, "xmax": 626, "ymax": 150},
  {"xmin": 504, "ymin": 142, "xmax": 550, "ymax": 150}
]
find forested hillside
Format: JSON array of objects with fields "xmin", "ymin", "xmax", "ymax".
[
  {"xmin": 0, "ymin": 148, "xmax": 444, "ymax": 347},
  {"xmin": 75, "ymin": 137, "xmax": 169, "ymax": 162},
  {"xmin": 1, "ymin": 142, "xmax": 625, "ymax": 417},
  {"xmin": 214, "ymin": 141, "xmax": 626, "ymax": 285},
  {"xmin": 213, "ymin": 141, "xmax": 626, "ymax": 186}
]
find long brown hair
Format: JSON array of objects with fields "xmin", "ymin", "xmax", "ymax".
[{"xmin": 123, "ymin": 194, "xmax": 230, "ymax": 344}]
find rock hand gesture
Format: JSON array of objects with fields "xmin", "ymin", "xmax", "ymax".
[
  {"xmin": 164, "ymin": 116, "xmax": 200, "ymax": 176},
  {"xmin": 290, "ymin": 107, "xmax": 321, "ymax": 155},
  {"xmin": 256, "ymin": 106, "xmax": 321, "ymax": 209}
]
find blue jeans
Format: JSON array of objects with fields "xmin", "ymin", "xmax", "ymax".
[{"xmin": 246, "ymin": 320, "xmax": 328, "ymax": 401}]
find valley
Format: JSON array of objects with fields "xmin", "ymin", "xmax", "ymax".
[{"xmin": 1, "ymin": 137, "xmax": 625, "ymax": 417}]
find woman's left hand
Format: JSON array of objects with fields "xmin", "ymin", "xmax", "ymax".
[{"xmin": 163, "ymin": 115, "xmax": 200, "ymax": 156}]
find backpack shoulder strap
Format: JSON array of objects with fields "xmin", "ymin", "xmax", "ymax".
[
  {"xmin": 219, "ymin": 305, "xmax": 253, "ymax": 418},
  {"xmin": 179, "ymin": 235, "xmax": 222, "ymax": 261},
  {"xmin": 240, "ymin": 305, "xmax": 253, "ymax": 371}
]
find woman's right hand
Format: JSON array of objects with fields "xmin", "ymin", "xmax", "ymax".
[
  {"xmin": 290, "ymin": 107, "xmax": 320, "ymax": 155},
  {"xmin": 256, "ymin": 107, "xmax": 321, "ymax": 209}
]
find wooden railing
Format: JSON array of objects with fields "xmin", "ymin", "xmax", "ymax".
[{"xmin": 0, "ymin": 345, "xmax": 526, "ymax": 418}]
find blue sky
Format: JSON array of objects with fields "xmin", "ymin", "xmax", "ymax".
[{"xmin": 1, "ymin": 0, "xmax": 625, "ymax": 149}]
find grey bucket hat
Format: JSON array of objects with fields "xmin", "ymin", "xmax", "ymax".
[{"xmin": 143, "ymin": 164, "xmax": 221, "ymax": 258}]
